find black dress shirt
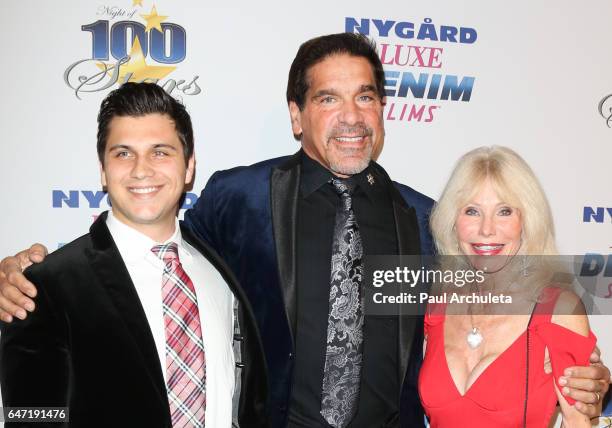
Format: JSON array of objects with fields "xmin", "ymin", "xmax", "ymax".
[{"xmin": 288, "ymin": 153, "xmax": 400, "ymax": 427}]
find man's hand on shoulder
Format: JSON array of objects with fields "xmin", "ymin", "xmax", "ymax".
[
  {"xmin": 550, "ymin": 290, "xmax": 610, "ymax": 418},
  {"xmin": 0, "ymin": 243, "xmax": 47, "ymax": 322},
  {"xmin": 558, "ymin": 347, "xmax": 611, "ymax": 418}
]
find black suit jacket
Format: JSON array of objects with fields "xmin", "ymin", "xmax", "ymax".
[
  {"xmin": 184, "ymin": 151, "xmax": 435, "ymax": 427},
  {"xmin": 0, "ymin": 212, "xmax": 268, "ymax": 427}
]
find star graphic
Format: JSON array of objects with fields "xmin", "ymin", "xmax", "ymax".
[
  {"xmin": 141, "ymin": 5, "xmax": 167, "ymax": 33},
  {"xmin": 132, "ymin": 0, "xmax": 143, "ymax": 6},
  {"xmin": 96, "ymin": 36, "xmax": 175, "ymax": 84}
]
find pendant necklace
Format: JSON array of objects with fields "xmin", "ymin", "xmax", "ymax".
[
  {"xmin": 467, "ymin": 282, "xmax": 484, "ymax": 349},
  {"xmin": 466, "ymin": 277, "xmax": 515, "ymax": 349},
  {"xmin": 465, "ymin": 256, "xmax": 526, "ymax": 349},
  {"xmin": 466, "ymin": 326, "xmax": 483, "ymax": 349}
]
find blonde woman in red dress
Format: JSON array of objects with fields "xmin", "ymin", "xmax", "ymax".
[{"xmin": 419, "ymin": 146, "xmax": 596, "ymax": 427}]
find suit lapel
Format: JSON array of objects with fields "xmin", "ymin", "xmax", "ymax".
[
  {"xmin": 375, "ymin": 167, "xmax": 422, "ymax": 389},
  {"xmin": 86, "ymin": 212, "xmax": 169, "ymax": 411},
  {"xmin": 391, "ymin": 196, "xmax": 421, "ymax": 257},
  {"xmin": 180, "ymin": 225, "xmax": 253, "ymax": 319},
  {"xmin": 270, "ymin": 156, "xmax": 424, "ymax": 388},
  {"xmin": 180, "ymin": 223, "xmax": 269, "ymax": 420},
  {"xmin": 270, "ymin": 152, "xmax": 301, "ymax": 344}
]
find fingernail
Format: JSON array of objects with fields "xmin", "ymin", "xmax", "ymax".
[
  {"xmin": 558, "ymin": 377, "xmax": 567, "ymax": 386},
  {"xmin": 24, "ymin": 302, "xmax": 34, "ymax": 312},
  {"xmin": 16, "ymin": 309, "xmax": 26, "ymax": 320},
  {"xmin": 1, "ymin": 314, "xmax": 12, "ymax": 323},
  {"xmin": 562, "ymin": 386, "xmax": 570, "ymax": 395},
  {"xmin": 564, "ymin": 369, "xmax": 572, "ymax": 376}
]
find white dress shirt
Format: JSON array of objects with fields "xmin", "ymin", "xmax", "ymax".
[{"xmin": 106, "ymin": 212, "xmax": 235, "ymax": 427}]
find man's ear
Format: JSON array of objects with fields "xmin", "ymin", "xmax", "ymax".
[
  {"xmin": 100, "ymin": 161, "xmax": 107, "ymax": 188},
  {"xmin": 288, "ymin": 101, "xmax": 303, "ymax": 140},
  {"xmin": 185, "ymin": 155, "xmax": 195, "ymax": 184}
]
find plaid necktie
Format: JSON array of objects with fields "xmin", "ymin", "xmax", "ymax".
[
  {"xmin": 152, "ymin": 242, "xmax": 206, "ymax": 428},
  {"xmin": 320, "ymin": 178, "xmax": 364, "ymax": 428}
]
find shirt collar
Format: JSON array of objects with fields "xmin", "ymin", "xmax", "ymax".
[
  {"xmin": 299, "ymin": 151, "xmax": 378, "ymax": 202},
  {"xmin": 351, "ymin": 165, "xmax": 378, "ymax": 202},
  {"xmin": 106, "ymin": 211, "xmax": 192, "ymax": 266},
  {"xmin": 300, "ymin": 151, "xmax": 333, "ymax": 198}
]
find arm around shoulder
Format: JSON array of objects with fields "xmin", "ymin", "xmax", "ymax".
[{"xmin": 0, "ymin": 243, "xmax": 49, "ymax": 322}]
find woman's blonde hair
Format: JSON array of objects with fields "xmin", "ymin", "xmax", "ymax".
[{"xmin": 430, "ymin": 146, "xmax": 557, "ymax": 256}]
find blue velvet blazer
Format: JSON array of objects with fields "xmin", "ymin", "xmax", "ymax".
[{"xmin": 183, "ymin": 151, "xmax": 434, "ymax": 428}]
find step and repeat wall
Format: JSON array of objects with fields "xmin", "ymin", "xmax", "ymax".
[{"xmin": 1, "ymin": 0, "xmax": 610, "ymax": 423}]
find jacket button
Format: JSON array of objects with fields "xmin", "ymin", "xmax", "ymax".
[
  {"xmin": 233, "ymin": 334, "xmax": 244, "ymax": 341},
  {"xmin": 235, "ymin": 362, "xmax": 245, "ymax": 368}
]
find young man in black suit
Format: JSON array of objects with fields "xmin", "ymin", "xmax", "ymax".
[{"xmin": 0, "ymin": 83, "xmax": 268, "ymax": 427}]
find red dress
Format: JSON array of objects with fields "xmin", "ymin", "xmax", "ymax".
[{"xmin": 418, "ymin": 288, "xmax": 596, "ymax": 427}]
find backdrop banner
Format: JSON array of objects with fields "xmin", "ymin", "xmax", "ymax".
[{"xmin": 1, "ymin": 0, "xmax": 610, "ymax": 424}]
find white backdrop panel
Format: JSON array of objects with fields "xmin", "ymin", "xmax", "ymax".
[{"xmin": 0, "ymin": 1, "xmax": 610, "ymax": 424}]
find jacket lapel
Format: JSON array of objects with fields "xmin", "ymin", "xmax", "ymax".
[
  {"xmin": 392, "ymin": 194, "xmax": 421, "ymax": 385},
  {"xmin": 270, "ymin": 151, "xmax": 301, "ymax": 344},
  {"xmin": 180, "ymin": 224, "xmax": 269, "ymax": 422},
  {"xmin": 85, "ymin": 212, "xmax": 169, "ymax": 412},
  {"xmin": 372, "ymin": 164, "xmax": 423, "ymax": 389},
  {"xmin": 270, "ymin": 156, "xmax": 424, "ymax": 389},
  {"xmin": 391, "ymin": 194, "xmax": 421, "ymax": 257}
]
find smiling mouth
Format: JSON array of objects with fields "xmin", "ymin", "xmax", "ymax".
[
  {"xmin": 334, "ymin": 136, "xmax": 365, "ymax": 143},
  {"xmin": 471, "ymin": 243, "xmax": 505, "ymax": 255},
  {"xmin": 128, "ymin": 186, "xmax": 161, "ymax": 195}
]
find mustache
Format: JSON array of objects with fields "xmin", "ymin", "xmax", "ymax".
[{"xmin": 328, "ymin": 124, "xmax": 373, "ymax": 139}]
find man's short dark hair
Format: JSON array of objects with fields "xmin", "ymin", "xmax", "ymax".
[
  {"xmin": 97, "ymin": 82, "xmax": 194, "ymax": 165},
  {"xmin": 286, "ymin": 33, "xmax": 385, "ymax": 110}
]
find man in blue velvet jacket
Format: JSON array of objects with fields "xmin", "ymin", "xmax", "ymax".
[{"xmin": 182, "ymin": 33, "xmax": 434, "ymax": 427}]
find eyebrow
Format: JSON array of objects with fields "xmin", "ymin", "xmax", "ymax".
[
  {"xmin": 465, "ymin": 202, "xmax": 511, "ymax": 207},
  {"xmin": 107, "ymin": 144, "xmax": 131, "ymax": 151},
  {"xmin": 311, "ymin": 84, "xmax": 378, "ymax": 99},
  {"xmin": 152, "ymin": 144, "xmax": 178, "ymax": 151},
  {"xmin": 107, "ymin": 143, "xmax": 178, "ymax": 152},
  {"xmin": 311, "ymin": 89, "xmax": 338, "ymax": 99},
  {"xmin": 359, "ymin": 84, "xmax": 377, "ymax": 93}
]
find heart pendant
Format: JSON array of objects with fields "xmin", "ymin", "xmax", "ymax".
[{"xmin": 466, "ymin": 327, "xmax": 483, "ymax": 349}]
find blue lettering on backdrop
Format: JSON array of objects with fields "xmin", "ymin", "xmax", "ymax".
[
  {"xmin": 345, "ymin": 17, "xmax": 477, "ymax": 44},
  {"xmin": 583, "ymin": 206, "xmax": 612, "ymax": 223},
  {"xmin": 345, "ymin": 15, "xmax": 477, "ymax": 123},
  {"xmin": 579, "ymin": 254, "xmax": 612, "ymax": 277},
  {"xmin": 52, "ymin": 190, "xmax": 198, "ymax": 209},
  {"xmin": 384, "ymin": 72, "xmax": 474, "ymax": 101}
]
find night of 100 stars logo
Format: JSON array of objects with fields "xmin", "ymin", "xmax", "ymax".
[{"xmin": 64, "ymin": 0, "xmax": 201, "ymax": 100}]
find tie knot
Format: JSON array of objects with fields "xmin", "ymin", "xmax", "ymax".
[
  {"xmin": 151, "ymin": 242, "xmax": 180, "ymax": 269},
  {"xmin": 330, "ymin": 178, "xmax": 355, "ymax": 196}
]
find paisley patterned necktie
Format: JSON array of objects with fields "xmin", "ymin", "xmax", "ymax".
[{"xmin": 320, "ymin": 178, "xmax": 364, "ymax": 428}]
